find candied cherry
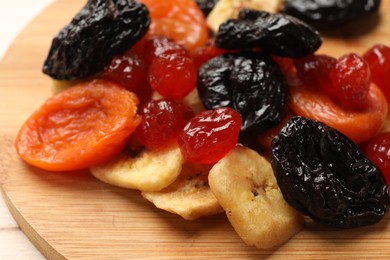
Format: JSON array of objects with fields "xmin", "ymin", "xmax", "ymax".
[
  {"xmin": 178, "ymin": 107, "xmax": 242, "ymax": 164},
  {"xmin": 273, "ymin": 56, "xmax": 296, "ymax": 76},
  {"xmin": 191, "ymin": 39, "xmax": 230, "ymax": 69},
  {"xmin": 136, "ymin": 100, "xmax": 194, "ymax": 150},
  {"xmin": 363, "ymin": 44, "xmax": 390, "ymax": 102},
  {"xmin": 102, "ymin": 50, "xmax": 151, "ymax": 102},
  {"xmin": 143, "ymin": 36, "xmax": 189, "ymax": 66},
  {"xmin": 294, "ymin": 54, "xmax": 337, "ymax": 91},
  {"xmin": 365, "ymin": 132, "xmax": 390, "ymax": 187},
  {"xmin": 148, "ymin": 54, "xmax": 197, "ymax": 100},
  {"xmin": 329, "ymin": 53, "xmax": 371, "ymax": 110}
]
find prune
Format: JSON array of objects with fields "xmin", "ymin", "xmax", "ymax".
[
  {"xmin": 270, "ymin": 116, "xmax": 389, "ymax": 228},
  {"xmin": 283, "ymin": 0, "xmax": 381, "ymax": 28},
  {"xmin": 43, "ymin": 0, "xmax": 150, "ymax": 80},
  {"xmin": 197, "ymin": 52, "xmax": 290, "ymax": 136},
  {"xmin": 195, "ymin": 0, "xmax": 219, "ymax": 16},
  {"xmin": 215, "ymin": 9, "xmax": 322, "ymax": 58}
]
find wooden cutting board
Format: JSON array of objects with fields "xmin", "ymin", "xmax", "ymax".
[{"xmin": 1, "ymin": 0, "xmax": 390, "ymax": 259}]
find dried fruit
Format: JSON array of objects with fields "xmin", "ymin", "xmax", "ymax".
[
  {"xmin": 294, "ymin": 54, "xmax": 337, "ymax": 91},
  {"xmin": 365, "ymin": 132, "xmax": 390, "ymax": 187},
  {"xmin": 142, "ymin": 163, "xmax": 223, "ymax": 220},
  {"xmin": 90, "ymin": 144, "xmax": 184, "ymax": 192},
  {"xmin": 143, "ymin": 36, "xmax": 189, "ymax": 66},
  {"xmin": 197, "ymin": 52, "xmax": 290, "ymax": 136},
  {"xmin": 209, "ymin": 145, "xmax": 304, "ymax": 249},
  {"xmin": 215, "ymin": 9, "xmax": 322, "ymax": 58},
  {"xmin": 148, "ymin": 54, "xmax": 197, "ymax": 100},
  {"xmin": 15, "ymin": 80, "xmax": 141, "ymax": 171},
  {"xmin": 283, "ymin": 0, "xmax": 381, "ymax": 28},
  {"xmin": 206, "ymin": 0, "xmax": 283, "ymax": 32},
  {"xmin": 178, "ymin": 107, "xmax": 242, "ymax": 164},
  {"xmin": 290, "ymin": 82, "xmax": 387, "ymax": 144},
  {"xmin": 191, "ymin": 39, "xmax": 231, "ymax": 69},
  {"xmin": 363, "ymin": 44, "xmax": 390, "ymax": 103},
  {"xmin": 140, "ymin": 0, "xmax": 209, "ymax": 52},
  {"xmin": 136, "ymin": 100, "xmax": 194, "ymax": 150},
  {"xmin": 43, "ymin": 0, "xmax": 150, "ymax": 80},
  {"xmin": 101, "ymin": 50, "xmax": 151, "ymax": 102},
  {"xmin": 329, "ymin": 53, "xmax": 371, "ymax": 110},
  {"xmin": 271, "ymin": 116, "xmax": 390, "ymax": 228}
]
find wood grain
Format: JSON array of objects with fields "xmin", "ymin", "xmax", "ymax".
[{"xmin": 1, "ymin": 0, "xmax": 390, "ymax": 259}]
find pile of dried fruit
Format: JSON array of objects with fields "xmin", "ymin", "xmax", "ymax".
[{"xmin": 14, "ymin": 0, "xmax": 390, "ymax": 250}]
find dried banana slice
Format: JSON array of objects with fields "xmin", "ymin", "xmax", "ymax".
[
  {"xmin": 142, "ymin": 163, "xmax": 223, "ymax": 220},
  {"xmin": 90, "ymin": 144, "xmax": 184, "ymax": 192},
  {"xmin": 208, "ymin": 145, "xmax": 304, "ymax": 249},
  {"xmin": 207, "ymin": 0, "xmax": 283, "ymax": 32}
]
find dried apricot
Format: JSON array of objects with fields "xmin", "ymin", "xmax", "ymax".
[
  {"xmin": 15, "ymin": 80, "xmax": 141, "ymax": 171},
  {"xmin": 290, "ymin": 82, "xmax": 388, "ymax": 144},
  {"xmin": 139, "ymin": 0, "xmax": 209, "ymax": 52}
]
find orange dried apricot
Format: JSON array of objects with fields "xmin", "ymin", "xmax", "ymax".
[
  {"xmin": 290, "ymin": 82, "xmax": 388, "ymax": 144},
  {"xmin": 15, "ymin": 79, "xmax": 141, "ymax": 171},
  {"xmin": 139, "ymin": 0, "xmax": 209, "ymax": 52}
]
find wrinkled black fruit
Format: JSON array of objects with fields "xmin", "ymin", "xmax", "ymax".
[
  {"xmin": 271, "ymin": 116, "xmax": 389, "ymax": 228},
  {"xmin": 195, "ymin": 0, "xmax": 219, "ymax": 16},
  {"xmin": 215, "ymin": 9, "xmax": 322, "ymax": 58},
  {"xmin": 43, "ymin": 0, "xmax": 150, "ymax": 80},
  {"xmin": 197, "ymin": 52, "xmax": 290, "ymax": 136},
  {"xmin": 283, "ymin": 0, "xmax": 381, "ymax": 28}
]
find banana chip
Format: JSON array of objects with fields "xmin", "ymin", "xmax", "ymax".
[
  {"xmin": 90, "ymin": 144, "xmax": 184, "ymax": 192},
  {"xmin": 207, "ymin": 0, "xmax": 283, "ymax": 32},
  {"xmin": 142, "ymin": 163, "xmax": 223, "ymax": 220},
  {"xmin": 209, "ymin": 145, "xmax": 304, "ymax": 249}
]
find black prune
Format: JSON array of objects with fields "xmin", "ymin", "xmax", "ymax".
[
  {"xmin": 282, "ymin": 0, "xmax": 381, "ymax": 28},
  {"xmin": 195, "ymin": 0, "xmax": 219, "ymax": 16},
  {"xmin": 270, "ymin": 116, "xmax": 389, "ymax": 228},
  {"xmin": 197, "ymin": 52, "xmax": 290, "ymax": 136},
  {"xmin": 42, "ymin": 0, "xmax": 150, "ymax": 80},
  {"xmin": 215, "ymin": 9, "xmax": 322, "ymax": 58}
]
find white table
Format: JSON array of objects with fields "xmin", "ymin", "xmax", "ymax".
[{"xmin": 0, "ymin": 1, "xmax": 54, "ymax": 259}]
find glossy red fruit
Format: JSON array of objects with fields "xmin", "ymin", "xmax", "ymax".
[
  {"xmin": 191, "ymin": 39, "xmax": 229, "ymax": 69},
  {"xmin": 329, "ymin": 53, "xmax": 371, "ymax": 110},
  {"xmin": 136, "ymin": 100, "xmax": 194, "ymax": 149},
  {"xmin": 365, "ymin": 132, "xmax": 390, "ymax": 187},
  {"xmin": 273, "ymin": 56, "xmax": 295, "ymax": 76},
  {"xmin": 143, "ymin": 36, "xmax": 189, "ymax": 66},
  {"xmin": 294, "ymin": 54, "xmax": 336, "ymax": 91},
  {"xmin": 148, "ymin": 54, "xmax": 197, "ymax": 100},
  {"xmin": 363, "ymin": 44, "xmax": 390, "ymax": 103},
  {"xmin": 102, "ymin": 50, "xmax": 151, "ymax": 102},
  {"xmin": 178, "ymin": 107, "xmax": 242, "ymax": 164}
]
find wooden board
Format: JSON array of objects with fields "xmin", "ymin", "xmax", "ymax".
[{"xmin": 1, "ymin": 1, "xmax": 390, "ymax": 259}]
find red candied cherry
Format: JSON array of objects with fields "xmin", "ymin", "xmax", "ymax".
[
  {"xmin": 144, "ymin": 36, "xmax": 189, "ymax": 66},
  {"xmin": 273, "ymin": 56, "xmax": 296, "ymax": 76},
  {"xmin": 102, "ymin": 50, "xmax": 151, "ymax": 102},
  {"xmin": 365, "ymin": 132, "xmax": 390, "ymax": 187},
  {"xmin": 136, "ymin": 100, "xmax": 194, "ymax": 150},
  {"xmin": 191, "ymin": 39, "xmax": 230, "ymax": 69},
  {"xmin": 329, "ymin": 53, "xmax": 371, "ymax": 110},
  {"xmin": 178, "ymin": 107, "xmax": 242, "ymax": 164},
  {"xmin": 363, "ymin": 44, "xmax": 390, "ymax": 102},
  {"xmin": 148, "ymin": 54, "xmax": 197, "ymax": 100},
  {"xmin": 294, "ymin": 54, "xmax": 337, "ymax": 91}
]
